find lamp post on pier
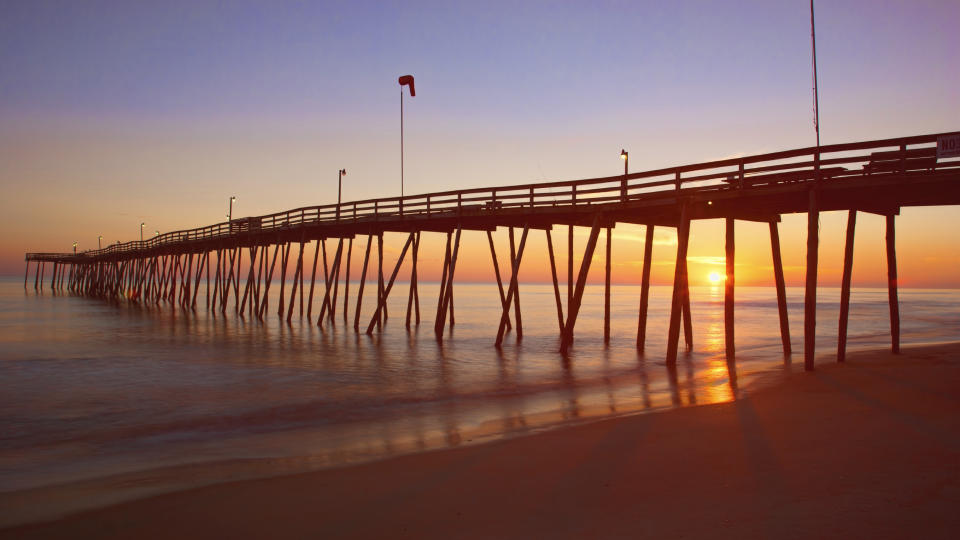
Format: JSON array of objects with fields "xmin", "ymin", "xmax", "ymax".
[
  {"xmin": 73, "ymin": 242, "xmax": 77, "ymax": 254},
  {"xmin": 228, "ymin": 196, "xmax": 236, "ymax": 222},
  {"xmin": 98, "ymin": 235, "xmax": 102, "ymax": 249},
  {"xmin": 140, "ymin": 223, "xmax": 145, "ymax": 243}
]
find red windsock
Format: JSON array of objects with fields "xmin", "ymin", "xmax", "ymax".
[{"xmin": 398, "ymin": 74, "xmax": 415, "ymax": 96}]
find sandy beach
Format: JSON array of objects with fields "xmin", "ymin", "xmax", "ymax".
[{"xmin": 4, "ymin": 343, "xmax": 959, "ymax": 539}]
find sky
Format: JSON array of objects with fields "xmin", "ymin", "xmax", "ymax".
[{"xmin": 2, "ymin": 0, "xmax": 958, "ymax": 287}]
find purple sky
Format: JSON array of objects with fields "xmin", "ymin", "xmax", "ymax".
[{"xmin": 1, "ymin": 0, "xmax": 958, "ymax": 284}]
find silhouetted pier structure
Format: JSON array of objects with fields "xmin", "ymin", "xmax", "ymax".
[{"xmin": 26, "ymin": 132, "xmax": 960, "ymax": 370}]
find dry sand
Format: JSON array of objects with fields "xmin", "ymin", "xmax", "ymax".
[{"xmin": 3, "ymin": 343, "xmax": 959, "ymax": 539}]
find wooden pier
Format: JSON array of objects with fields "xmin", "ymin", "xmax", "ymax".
[{"xmin": 26, "ymin": 131, "xmax": 960, "ymax": 370}]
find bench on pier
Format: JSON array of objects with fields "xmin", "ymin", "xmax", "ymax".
[
  {"xmin": 484, "ymin": 200, "xmax": 503, "ymax": 210},
  {"xmin": 863, "ymin": 148, "xmax": 938, "ymax": 175},
  {"xmin": 723, "ymin": 166, "xmax": 847, "ymax": 188}
]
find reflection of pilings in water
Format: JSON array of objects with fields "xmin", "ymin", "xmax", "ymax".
[{"xmin": 666, "ymin": 362, "xmax": 681, "ymax": 407}]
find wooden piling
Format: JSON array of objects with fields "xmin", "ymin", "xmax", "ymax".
[
  {"xmin": 344, "ymin": 237, "xmax": 353, "ymax": 324},
  {"xmin": 435, "ymin": 232, "xmax": 452, "ymax": 331},
  {"xmin": 435, "ymin": 228, "xmax": 462, "ymax": 338},
  {"xmin": 287, "ymin": 241, "xmax": 306, "ymax": 322},
  {"xmin": 804, "ymin": 189, "xmax": 819, "ymax": 371},
  {"xmin": 837, "ymin": 211, "xmax": 856, "ymax": 362},
  {"xmin": 724, "ymin": 218, "xmax": 735, "ymax": 359},
  {"xmin": 560, "ymin": 216, "xmax": 602, "ymax": 354},
  {"xmin": 546, "ymin": 229, "xmax": 564, "ymax": 334},
  {"xmin": 886, "ymin": 213, "xmax": 900, "ymax": 353},
  {"xmin": 329, "ymin": 239, "xmax": 344, "ymax": 323},
  {"xmin": 366, "ymin": 233, "xmax": 415, "ymax": 334},
  {"xmin": 666, "ymin": 204, "xmax": 691, "ymax": 365},
  {"xmin": 353, "ymin": 236, "xmax": 373, "ymax": 331},
  {"xmin": 307, "ymin": 240, "xmax": 321, "ymax": 321},
  {"xmin": 604, "ymin": 227, "xmax": 612, "ymax": 344},
  {"xmin": 769, "ymin": 221, "xmax": 791, "ymax": 355},
  {"xmin": 567, "ymin": 225, "xmax": 574, "ymax": 308},
  {"xmin": 277, "ymin": 243, "xmax": 290, "ymax": 317},
  {"xmin": 509, "ymin": 227, "xmax": 522, "ymax": 338},
  {"xmin": 495, "ymin": 225, "xmax": 530, "ymax": 346},
  {"xmin": 486, "ymin": 230, "xmax": 512, "ymax": 331},
  {"xmin": 637, "ymin": 225, "xmax": 655, "ymax": 351},
  {"xmin": 259, "ymin": 242, "xmax": 282, "ymax": 319}
]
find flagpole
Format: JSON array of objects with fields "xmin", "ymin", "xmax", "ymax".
[
  {"xmin": 401, "ymin": 88, "xmax": 404, "ymax": 201},
  {"xmin": 811, "ymin": 0, "xmax": 820, "ymax": 148}
]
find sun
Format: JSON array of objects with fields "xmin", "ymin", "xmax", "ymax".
[{"xmin": 708, "ymin": 272, "xmax": 725, "ymax": 284}]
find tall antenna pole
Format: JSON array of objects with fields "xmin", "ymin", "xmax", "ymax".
[
  {"xmin": 811, "ymin": 0, "xmax": 820, "ymax": 148},
  {"xmin": 400, "ymin": 88, "xmax": 404, "ymax": 200}
]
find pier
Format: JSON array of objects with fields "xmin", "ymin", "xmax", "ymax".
[{"xmin": 25, "ymin": 131, "xmax": 960, "ymax": 371}]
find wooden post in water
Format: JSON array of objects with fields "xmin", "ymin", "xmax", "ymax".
[
  {"xmin": 405, "ymin": 234, "xmax": 419, "ymax": 328},
  {"xmin": 495, "ymin": 225, "xmax": 530, "ymax": 346},
  {"xmin": 508, "ymin": 227, "xmax": 522, "ymax": 338},
  {"xmin": 277, "ymin": 242, "xmax": 290, "ymax": 318},
  {"xmin": 886, "ymin": 213, "xmax": 900, "ymax": 353},
  {"xmin": 567, "ymin": 225, "xmax": 574, "ymax": 309},
  {"xmin": 344, "ymin": 237, "xmax": 353, "ymax": 325},
  {"xmin": 353, "ymin": 236, "xmax": 373, "ymax": 331},
  {"xmin": 287, "ymin": 241, "xmax": 306, "ymax": 322},
  {"xmin": 366, "ymin": 233, "xmax": 414, "ymax": 334},
  {"xmin": 24, "ymin": 261, "xmax": 29, "ymax": 289},
  {"xmin": 560, "ymin": 216, "xmax": 602, "ymax": 354},
  {"xmin": 769, "ymin": 221, "xmax": 791, "ymax": 355},
  {"xmin": 666, "ymin": 204, "xmax": 691, "ymax": 365},
  {"xmin": 260, "ymin": 242, "xmax": 281, "ymax": 319},
  {"xmin": 546, "ymin": 229, "xmax": 564, "ymax": 335},
  {"xmin": 33, "ymin": 261, "xmax": 40, "ymax": 290},
  {"xmin": 329, "ymin": 239, "xmax": 344, "ymax": 323},
  {"xmin": 435, "ymin": 232, "xmax": 452, "ymax": 331},
  {"xmin": 604, "ymin": 227, "xmax": 612, "ymax": 344},
  {"xmin": 486, "ymin": 230, "xmax": 512, "ymax": 331},
  {"xmin": 435, "ymin": 228, "xmax": 462, "ymax": 338},
  {"xmin": 804, "ymin": 189, "xmax": 819, "ymax": 371},
  {"xmin": 637, "ymin": 225, "xmax": 655, "ymax": 351},
  {"xmin": 318, "ymin": 239, "xmax": 331, "ymax": 322},
  {"xmin": 326, "ymin": 240, "xmax": 344, "ymax": 325},
  {"xmin": 233, "ymin": 248, "xmax": 242, "ymax": 312},
  {"xmin": 681, "ymin": 257, "xmax": 693, "ymax": 350},
  {"xmin": 307, "ymin": 240, "xmax": 321, "ymax": 322},
  {"xmin": 725, "ymin": 218, "xmax": 735, "ymax": 359},
  {"xmin": 837, "ymin": 210, "xmax": 857, "ymax": 362},
  {"xmin": 377, "ymin": 233, "xmax": 385, "ymax": 329}
]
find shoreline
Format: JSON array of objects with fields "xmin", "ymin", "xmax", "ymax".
[{"xmin": 4, "ymin": 342, "xmax": 959, "ymax": 538}]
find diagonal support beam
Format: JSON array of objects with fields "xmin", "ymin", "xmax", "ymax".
[
  {"xmin": 560, "ymin": 215, "xmax": 602, "ymax": 354},
  {"xmin": 366, "ymin": 233, "xmax": 415, "ymax": 334}
]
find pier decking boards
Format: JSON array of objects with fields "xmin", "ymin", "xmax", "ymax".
[{"xmin": 26, "ymin": 131, "xmax": 960, "ymax": 370}]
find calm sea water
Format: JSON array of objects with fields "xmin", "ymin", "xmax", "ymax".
[{"xmin": 2, "ymin": 276, "xmax": 959, "ymax": 524}]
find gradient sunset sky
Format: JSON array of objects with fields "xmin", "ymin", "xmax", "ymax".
[{"xmin": 2, "ymin": 1, "xmax": 958, "ymax": 287}]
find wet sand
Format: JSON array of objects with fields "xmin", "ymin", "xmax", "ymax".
[{"xmin": 4, "ymin": 343, "xmax": 959, "ymax": 539}]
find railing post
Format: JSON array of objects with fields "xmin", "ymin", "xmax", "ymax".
[
  {"xmin": 899, "ymin": 143, "xmax": 907, "ymax": 174},
  {"xmin": 620, "ymin": 178, "xmax": 627, "ymax": 202},
  {"xmin": 374, "ymin": 200, "xmax": 378, "ymax": 221},
  {"xmin": 814, "ymin": 149, "xmax": 821, "ymax": 183},
  {"xmin": 738, "ymin": 161, "xmax": 745, "ymax": 190},
  {"xmin": 426, "ymin": 196, "xmax": 431, "ymax": 216},
  {"xmin": 572, "ymin": 185, "xmax": 577, "ymax": 207},
  {"xmin": 529, "ymin": 187, "xmax": 534, "ymax": 208},
  {"xmin": 400, "ymin": 197, "xmax": 403, "ymax": 217},
  {"xmin": 675, "ymin": 171, "xmax": 681, "ymax": 192},
  {"xmin": 457, "ymin": 193, "xmax": 462, "ymax": 216}
]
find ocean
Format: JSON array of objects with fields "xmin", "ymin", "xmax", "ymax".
[{"xmin": 2, "ymin": 276, "xmax": 959, "ymax": 525}]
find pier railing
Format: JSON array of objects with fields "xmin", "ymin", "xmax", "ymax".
[{"xmin": 27, "ymin": 131, "xmax": 959, "ymax": 261}]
